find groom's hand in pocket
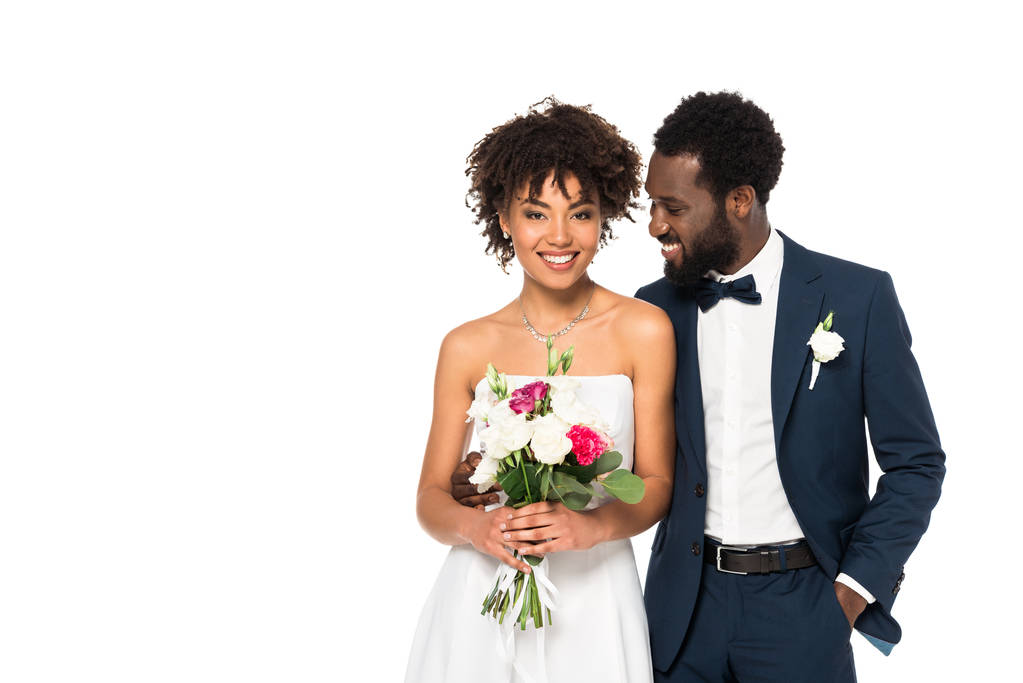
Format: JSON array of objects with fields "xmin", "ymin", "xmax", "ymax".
[
  {"xmin": 450, "ymin": 452, "xmax": 502, "ymax": 509},
  {"xmin": 834, "ymin": 581, "xmax": 868, "ymax": 630}
]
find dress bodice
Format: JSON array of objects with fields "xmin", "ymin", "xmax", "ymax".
[{"xmin": 471, "ymin": 374, "xmax": 635, "ymax": 509}]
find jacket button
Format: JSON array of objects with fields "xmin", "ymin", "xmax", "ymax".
[
  {"xmin": 691, "ymin": 542, "xmax": 701, "ymax": 556},
  {"xmin": 694, "ymin": 483, "xmax": 705, "ymax": 497}
]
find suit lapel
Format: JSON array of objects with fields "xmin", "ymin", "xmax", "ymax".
[
  {"xmin": 672, "ymin": 293, "xmax": 707, "ymax": 478},
  {"xmin": 771, "ymin": 233, "xmax": 824, "ymax": 453}
]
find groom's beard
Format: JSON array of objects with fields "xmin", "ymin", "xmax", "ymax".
[{"xmin": 664, "ymin": 204, "xmax": 741, "ymax": 287}]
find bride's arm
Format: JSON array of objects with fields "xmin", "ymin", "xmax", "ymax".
[
  {"xmin": 506, "ymin": 304, "xmax": 676, "ymax": 553},
  {"xmin": 585, "ymin": 304, "xmax": 676, "ymax": 542},
  {"xmin": 415, "ymin": 327, "xmax": 534, "ymax": 573}
]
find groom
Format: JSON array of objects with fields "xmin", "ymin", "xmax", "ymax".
[{"xmin": 634, "ymin": 91, "xmax": 944, "ymax": 681}]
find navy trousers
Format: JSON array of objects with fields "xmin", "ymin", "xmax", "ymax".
[{"xmin": 655, "ymin": 555, "xmax": 856, "ymax": 682}]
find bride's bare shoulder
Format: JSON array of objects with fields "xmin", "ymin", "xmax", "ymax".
[
  {"xmin": 599, "ymin": 290, "xmax": 675, "ymax": 366},
  {"xmin": 602, "ymin": 289, "xmax": 674, "ymax": 335},
  {"xmin": 437, "ymin": 304, "xmax": 518, "ymax": 377}
]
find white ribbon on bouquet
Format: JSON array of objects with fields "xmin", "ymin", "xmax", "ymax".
[{"xmin": 491, "ymin": 555, "xmax": 560, "ymax": 683}]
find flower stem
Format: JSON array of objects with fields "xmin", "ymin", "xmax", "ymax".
[{"xmin": 515, "ymin": 450, "xmax": 533, "ymax": 502}]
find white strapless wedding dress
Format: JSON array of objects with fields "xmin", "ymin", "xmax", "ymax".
[{"xmin": 405, "ymin": 375, "xmax": 653, "ymax": 683}]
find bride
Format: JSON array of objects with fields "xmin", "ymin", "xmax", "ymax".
[{"xmin": 407, "ymin": 98, "xmax": 676, "ymax": 683}]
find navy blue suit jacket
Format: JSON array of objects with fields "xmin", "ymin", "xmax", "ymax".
[{"xmin": 636, "ymin": 232, "xmax": 945, "ymax": 672}]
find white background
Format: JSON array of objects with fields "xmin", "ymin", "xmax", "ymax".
[{"xmin": 1, "ymin": 1, "xmax": 1020, "ymax": 681}]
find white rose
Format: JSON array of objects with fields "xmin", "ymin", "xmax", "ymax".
[
  {"xmin": 485, "ymin": 399, "xmax": 517, "ymax": 426},
  {"xmin": 807, "ymin": 328, "xmax": 846, "ymax": 363},
  {"xmin": 479, "ymin": 400, "xmax": 534, "ymax": 456},
  {"xmin": 465, "ymin": 385, "xmax": 498, "ymax": 424},
  {"xmin": 468, "ymin": 454, "xmax": 500, "ymax": 493},
  {"xmin": 529, "ymin": 413, "xmax": 573, "ymax": 465}
]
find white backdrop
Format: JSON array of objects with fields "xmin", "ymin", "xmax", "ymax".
[{"xmin": 1, "ymin": 1, "xmax": 1020, "ymax": 681}]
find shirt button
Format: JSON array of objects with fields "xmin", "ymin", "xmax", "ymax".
[
  {"xmin": 691, "ymin": 542, "xmax": 701, "ymax": 556},
  {"xmin": 694, "ymin": 483, "xmax": 705, "ymax": 497}
]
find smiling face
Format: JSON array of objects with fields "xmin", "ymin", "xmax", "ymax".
[
  {"xmin": 645, "ymin": 151, "xmax": 740, "ymax": 286},
  {"xmin": 500, "ymin": 171, "xmax": 600, "ymax": 290}
]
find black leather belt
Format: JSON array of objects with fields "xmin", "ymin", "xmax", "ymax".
[{"xmin": 704, "ymin": 539, "xmax": 817, "ymax": 575}]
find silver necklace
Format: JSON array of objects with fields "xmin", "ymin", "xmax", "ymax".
[{"xmin": 519, "ymin": 285, "xmax": 596, "ymax": 343}]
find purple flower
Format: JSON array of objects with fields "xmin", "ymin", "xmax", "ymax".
[{"xmin": 508, "ymin": 380, "xmax": 549, "ymax": 415}]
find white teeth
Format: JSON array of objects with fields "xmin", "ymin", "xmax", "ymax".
[
  {"xmin": 542, "ymin": 253, "xmax": 575, "ymax": 264},
  {"xmin": 661, "ymin": 242, "xmax": 680, "ymax": 253}
]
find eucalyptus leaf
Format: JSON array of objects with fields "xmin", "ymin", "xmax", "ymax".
[
  {"xmin": 552, "ymin": 471, "xmax": 590, "ymax": 495},
  {"xmin": 556, "ymin": 460, "xmax": 598, "ymax": 484},
  {"xmin": 549, "ymin": 470, "xmax": 593, "ymax": 509},
  {"xmin": 594, "ymin": 450, "xmax": 623, "ymax": 475},
  {"xmin": 560, "ymin": 492, "xmax": 591, "ymax": 511},
  {"xmin": 599, "ymin": 469, "xmax": 645, "ymax": 504}
]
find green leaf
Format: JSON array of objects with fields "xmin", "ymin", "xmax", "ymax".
[
  {"xmin": 594, "ymin": 450, "xmax": 623, "ymax": 475},
  {"xmin": 549, "ymin": 471, "xmax": 592, "ymax": 510},
  {"xmin": 556, "ymin": 460, "xmax": 598, "ymax": 484},
  {"xmin": 599, "ymin": 470, "xmax": 645, "ymax": 504},
  {"xmin": 560, "ymin": 492, "xmax": 591, "ymax": 511},
  {"xmin": 539, "ymin": 466, "xmax": 550, "ymax": 500},
  {"xmin": 497, "ymin": 461, "xmax": 541, "ymax": 504},
  {"xmin": 552, "ymin": 470, "xmax": 590, "ymax": 494}
]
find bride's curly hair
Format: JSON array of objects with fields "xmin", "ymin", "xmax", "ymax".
[{"xmin": 466, "ymin": 97, "xmax": 642, "ymax": 272}]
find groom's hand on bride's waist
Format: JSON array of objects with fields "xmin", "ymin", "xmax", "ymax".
[{"xmin": 451, "ymin": 452, "xmax": 502, "ymax": 509}]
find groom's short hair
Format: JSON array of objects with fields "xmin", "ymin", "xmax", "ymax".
[{"xmin": 654, "ymin": 91, "xmax": 785, "ymax": 204}]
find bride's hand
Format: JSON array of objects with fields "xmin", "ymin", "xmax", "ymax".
[
  {"xmin": 464, "ymin": 506, "xmax": 536, "ymax": 573},
  {"xmin": 501, "ymin": 502, "xmax": 602, "ymax": 557}
]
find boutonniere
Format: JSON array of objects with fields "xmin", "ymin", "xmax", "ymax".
[{"xmin": 806, "ymin": 311, "xmax": 845, "ymax": 390}]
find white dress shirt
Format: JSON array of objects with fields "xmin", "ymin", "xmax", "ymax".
[{"xmin": 697, "ymin": 228, "xmax": 874, "ymax": 603}]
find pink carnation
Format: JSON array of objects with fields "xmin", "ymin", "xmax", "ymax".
[
  {"xmin": 567, "ymin": 425, "xmax": 610, "ymax": 466},
  {"xmin": 508, "ymin": 380, "xmax": 548, "ymax": 415}
]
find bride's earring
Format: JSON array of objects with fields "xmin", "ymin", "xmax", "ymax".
[{"xmin": 502, "ymin": 231, "xmax": 510, "ymax": 239}]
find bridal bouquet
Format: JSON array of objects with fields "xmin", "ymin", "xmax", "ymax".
[{"xmin": 466, "ymin": 337, "xmax": 645, "ymax": 631}]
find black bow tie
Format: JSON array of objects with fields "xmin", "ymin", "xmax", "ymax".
[{"xmin": 693, "ymin": 274, "xmax": 762, "ymax": 312}]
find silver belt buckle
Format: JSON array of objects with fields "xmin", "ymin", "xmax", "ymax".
[{"xmin": 715, "ymin": 545, "xmax": 749, "ymax": 575}]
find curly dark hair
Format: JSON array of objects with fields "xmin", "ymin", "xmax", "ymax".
[
  {"xmin": 466, "ymin": 97, "xmax": 642, "ymax": 271},
  {"xmin": 653, "ymin": 91, "xmax": 785, "ymax": 204}
]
